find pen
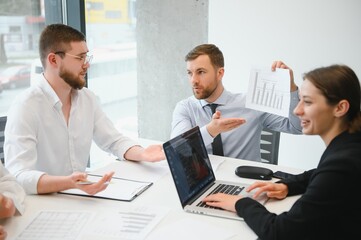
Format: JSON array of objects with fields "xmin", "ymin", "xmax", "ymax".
[
  {"xmin": 76, "ymin": 180, "xmax": 113, "ymax": 185},
  {"xmin": 87, "ymin": 173, "xmax": 151, "ymax": 184},
  {"xmin": 76, "ymin": 180, "xmax": 96, "ymax": 185}
]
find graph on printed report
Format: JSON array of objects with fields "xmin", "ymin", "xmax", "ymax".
[{"xmin": 246, "ymin": 67, "xmax": 290, "ymax": 117}]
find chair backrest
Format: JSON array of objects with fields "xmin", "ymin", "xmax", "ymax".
[
  {"xmin": 0, "ymin": 116, "xmax": 7, "ymax": 164},
  {"xmin": 260, "ymin": 128, "xmax": 280, "ymax": 165}
]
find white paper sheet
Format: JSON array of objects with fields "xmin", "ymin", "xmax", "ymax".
[
  {"xmin": 246, "ymin": 67, "xmax": 290, "ymax": 117},
  {"xmin": 147, "ymin": 218, "xmax": 236, "ymax": 240},
  {"xmin": 15, "ymin": 206, "xmax": 169, "ymax": 240},
  {"xmin": 80, "ymin": 206, "xmax": 169, "ymax": 240},
  {"xmin": 15, "ymin": 211, "xmax": 94, "ymax": 240}
]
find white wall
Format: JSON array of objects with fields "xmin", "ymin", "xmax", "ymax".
[{"xmin": 209, "ymin": 0, "xmax": 361, "ymax": 170}]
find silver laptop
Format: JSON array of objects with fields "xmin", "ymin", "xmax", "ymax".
[{"xmin": 163, "ymin": 126, "xmax": 268, "ymax": 221}]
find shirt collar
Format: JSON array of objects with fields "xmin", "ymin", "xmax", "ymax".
[
  {"xmin": 38, "ymin": 73, "xmax": 78, "ymax": 110},
  {"xmin": 200, "ymin": 89, "xmax": 231, "ymax": 108}
]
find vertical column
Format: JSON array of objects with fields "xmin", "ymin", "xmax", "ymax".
[{"xmin": 137, "ymin": 0, "xmax": 209, "ymax": 141}]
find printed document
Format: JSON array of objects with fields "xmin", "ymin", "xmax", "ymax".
[
  {"xmin": 15, "ymin": 211, "xmax": 94, "ymax": 240},
  {"xmin": 15, "ymin": 206, "xmax": 169, "ymax": 240},
  {"xmin": 246, "ymin": 67, "xmax": 290, "ymax": 117},
  {"xmin": 81, "ymin": 205, "xmax": 169, "ymax": 240}
]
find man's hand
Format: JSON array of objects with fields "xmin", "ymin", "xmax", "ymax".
[
  {"xmin": 141, "ymin": 144, "xmax": 166, "ymax": 162},
  {"xmin": 72, "ymin": 171, "xmax": 114, "ymax": 195},
  {"xmin": 206, "ymin": 110, "xmax": 246, "ymax": 138},
  {"xmin": 125, "ymin": 145, "xmax": 166, "ymax": 163},
  {"xmin": 271, "ymin": 60, "xmax": 298, "ymax": 92}
]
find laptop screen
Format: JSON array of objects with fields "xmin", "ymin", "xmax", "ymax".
[{"xmin": 163, "ymin": 126, "xmax": 215, "ymax": 207}]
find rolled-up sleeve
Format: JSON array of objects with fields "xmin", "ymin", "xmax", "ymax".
[{"xmin": 0, "ymin": 163, "xmax": 26, "ymax": 214}]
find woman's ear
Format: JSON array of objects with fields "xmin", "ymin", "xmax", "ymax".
[{"xmin": 334, "ymin": 100, "xmax": 349, "ymax": 118}]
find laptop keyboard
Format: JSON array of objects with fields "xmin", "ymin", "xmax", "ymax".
[{"xmin": 196, "ymin": 184, "xmax": 244, "ymax": 209}]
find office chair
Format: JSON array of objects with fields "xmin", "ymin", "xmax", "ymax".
[
  {"xmin": 0, "ymin": 116, "xmax": 7, "ymax": 164},
  {"xmin": 260, "ymin": 128, "xmax": 280, "ymax": 165}
]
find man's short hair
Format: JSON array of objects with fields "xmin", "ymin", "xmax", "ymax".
[
  {"xmin": 185, "ymin": 44, "xmax": 224, "ymax": 69},
  {"xmin": 39, "ymin": 24, "xmax": 86, "ymax": 68}
]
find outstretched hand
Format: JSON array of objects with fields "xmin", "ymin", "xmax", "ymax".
[
  {"xmin": 207, "ymin": 110, "xmax": 246, "ymax": 138},
  {"xmin": 141, "ymin": 144, "xmax": 165, "ymax": 162},
  {"xmin": 124, "ymin": 144, "xmax": 165, "ymax": 163},
  {"xmin": 72, "ymin": 171, "xmax": 114, "ymax": 195}
]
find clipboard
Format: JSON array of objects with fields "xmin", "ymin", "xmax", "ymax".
[{"xmin": 59, "ymin": 174, "xmax": 153, "ymax": 202}]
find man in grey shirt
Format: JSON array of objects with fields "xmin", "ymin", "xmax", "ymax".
[{"xmin": 171, "ymin": 44, "xmax": 302, "ymax": 161}]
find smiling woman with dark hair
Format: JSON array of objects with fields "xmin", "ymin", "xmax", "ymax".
[{"xmin": 203, "ymin": 64, "xmax": 361, "ymax": 240}]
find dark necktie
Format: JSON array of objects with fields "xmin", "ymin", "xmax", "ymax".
[{"xmin": 209, "ymin": 104, "xmax": 224, "ymax": 156}]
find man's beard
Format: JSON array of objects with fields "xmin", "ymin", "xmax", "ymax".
[
  {"xmin": 193, "ymin": 85, "xmax": 217, "ymax": 100},
  {"xmin": 193, "ymin": 88, "xmax": 211, "ymax": 100},
  {"xmin": 59, "ymin": 66, "xmax": 86, "ymax": 90}
]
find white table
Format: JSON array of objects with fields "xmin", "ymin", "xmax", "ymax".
[{"xmin": 1, "ymin": 153, "xmax": 303, "ymax": 240}]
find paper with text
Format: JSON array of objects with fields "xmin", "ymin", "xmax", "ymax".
[
  {"xmin": 15, "ymin": 211, "xmax": 94, "ymax": 240},
  {"xmin": 147, "ymin": 218, "xmax": 236, "ymax": 240},
  {"xmin": 246, "ymin": 67, "xmax": 290, "ymax": 117},
  {"xmin": 80, "ymin": 206, "xmax": 169, "ymax": 240},
  {"xmin": 15, "ymin": 206, "xmax": 169, "ymax": 240}
]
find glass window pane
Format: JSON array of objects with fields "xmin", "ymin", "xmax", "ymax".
[
  {"xmin": 0, "ymin": 0, "xmax": 46, "ymax": 116},
  {"xmin": 85, "ymin": 0, "xmax": 138, "ymax": 139}
]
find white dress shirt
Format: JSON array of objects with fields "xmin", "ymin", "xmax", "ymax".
[
  {"xmin": 0, "ymin": 163, "xmax": 25, "ymax": 215},
  {"xmin": 4, "ymin": 74, "xmax": 138, "ymax": 194}
]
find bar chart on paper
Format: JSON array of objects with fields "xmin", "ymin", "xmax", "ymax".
[
  {"xmin": 246, "ymin": 67, "xmax": 290, "ymax": 117},
  {"xmin": 80, "ymin": 205, "xmax": 169, "ymax": 240}
]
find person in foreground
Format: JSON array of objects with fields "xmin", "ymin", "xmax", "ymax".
[
  {"xmin": 203, "ymin": 64, "xmax": 361, "ymax": 239},
  {"xmin": 0, "ymin": 163, "xmax": 26, "ymax": 240},
  {"xmin": 171, "ymin": 44, "xmax": 302, "ymax": 161},
  {"xmin": 4, "ymin": 23, "xmax": 165, "ymax": 195}
]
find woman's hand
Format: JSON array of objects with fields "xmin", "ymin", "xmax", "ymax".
[
  {"xmin": 247, "ymin": 181, "xmax": 288, "ymax": 200},
  {"xmin": 202, "ymin": 193, "xmax": 243, "ymax": 212}
]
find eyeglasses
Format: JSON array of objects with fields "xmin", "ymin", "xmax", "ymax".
[{"xmin": 54, "ymin": 51, "xmax": 93, "ymax": 66}]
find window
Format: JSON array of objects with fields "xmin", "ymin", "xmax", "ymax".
[
  {"xmin": 0, "ymin": 0, "xmax": 45, "ymax": 116},
  {"xmin": 85, "ymin": 0, "xmax": 138, "ymax": 139},
  {"xmin": 84, "ymin": 0, "xmax": 138, "ymax": 168}
]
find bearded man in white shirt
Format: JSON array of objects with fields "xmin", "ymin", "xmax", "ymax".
[{"xmin": 4, "ymin": 24, "xmax": 165, "ymax": 195}]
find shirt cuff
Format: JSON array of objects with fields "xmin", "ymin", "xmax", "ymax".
[
  {"xmin": 200, "ymin": 125, "xmax": 213, "ymax": 146},
  {"xmin": 18, "ymin": 170, "xmax": 45, "ymax": 195},
  {"xmin": 290, "ymin": 89, "xmax": 299, "ymax": 100},
  {"xmin": 116, "ymin": 140, "xmax": 143, "ymax": 161},
  {"xmin": 3, "ymin": 191, "xmax": 25, "ymax": 215}
]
